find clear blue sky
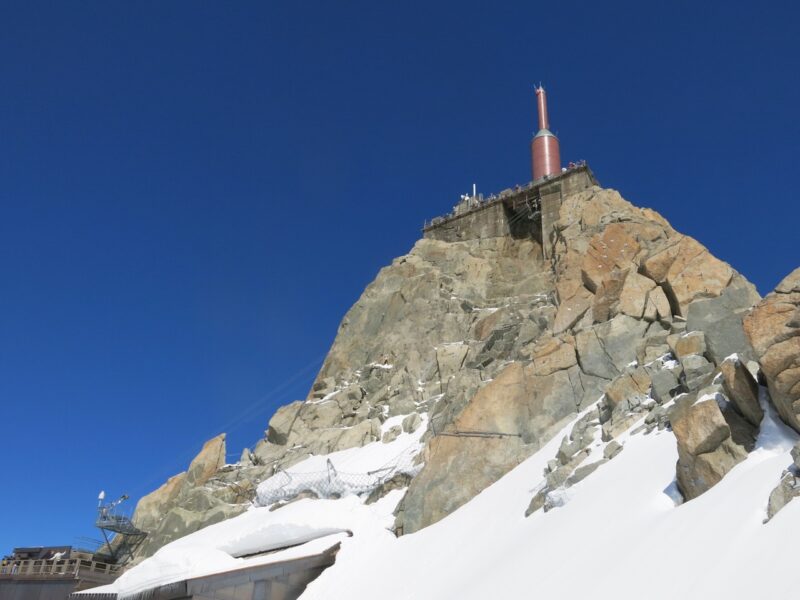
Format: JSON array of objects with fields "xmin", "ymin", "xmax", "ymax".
[{"xmin": 1, "ymin": 1, "xmax": 798, "ymax": 554}]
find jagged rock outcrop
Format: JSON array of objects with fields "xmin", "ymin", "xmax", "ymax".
[
  {"xmin": 132, "ymin": 180, "xmax": 773, "ymax": 554},
  {"xmin": 131, "ymin": 472, "xmax": 187, "ymax": 536},
  {"xmin": 665, "ymin": 333, "xmax": 766, "ymax": 501},
  {"xmin": 132, "ymin": 434, "xmax": 248, "ymax": 558},
  {"xmin": 764, "ymin": 442, "xmax": 800, "ymax": 521},
  {"xmin": 744, "ymin": 268, "xmax": 800, "ymax": 433},
  {"xmin": 766, "ymin": 469, "xmax": 800, "ymax": 520}
]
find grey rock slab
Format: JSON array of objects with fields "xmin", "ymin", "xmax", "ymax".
[
  {"xmin": 604, "ymin": 440, "xmax": 623, "ymax": 459},
  {"xmin": 266, "ymin": 401, "xmax": 304, "ymax": 445},
  {"xmin": 681, "ymin": 354, "xmax": 715, "ymax": 391},
  {"xmin": 686, "ymin": 280, "xmax": 760, "ymax": 365},
  {"xmin": 402, "ymin": 412, "xmax": 423, "ymax": 433},
  {"xmin": 648, "ymin": 366, "xmax": 682, "ymax": 404},
  {"xmin": 382, "ymin": 425, "xmax": 402, "ymax": 443},
  {"xmin": 766, "ymin": 472, "xmax": 800, "ymax": 520},
  {"xmin": 566, "ymin": 459, "xmax": 608, "ymax": 486}
]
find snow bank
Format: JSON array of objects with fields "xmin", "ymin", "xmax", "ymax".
[
  {"xmin": 85, "ymin": 492, "xmax": 403, "ymax": 599},
  {"xmin": 85, "ymin": 402, "xmax": 800, "ymax": 600},
  {"xmin": 81, "ymin": 413, "xmax": 428, "ymax": 599}
]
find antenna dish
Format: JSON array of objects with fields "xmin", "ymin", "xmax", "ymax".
[{"xmin": 98, "ymin": 490, "xmax": 106, "ymax": 501}]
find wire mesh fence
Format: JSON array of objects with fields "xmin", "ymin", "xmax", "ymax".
[{"xmin": 256, "ymin": 445, "xmax": 422, "ymax": 506}]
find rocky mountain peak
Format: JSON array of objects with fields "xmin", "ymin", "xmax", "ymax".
[{"xmin": 127, "ymin": 172, "xmax": 799, "ymax": 559}]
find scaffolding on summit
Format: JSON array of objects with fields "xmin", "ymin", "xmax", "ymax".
[{"xmin": 256, "ymin": 445, "xmax": 422, "ymax": 507}]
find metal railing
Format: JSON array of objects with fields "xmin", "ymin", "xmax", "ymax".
[
  {"xmin": 422, "ymin": 161, "xmax": 590, "ymax": 231},
  {"xmin": 0, "ymin": 558, "xmax": 120, "ymax": 580}
]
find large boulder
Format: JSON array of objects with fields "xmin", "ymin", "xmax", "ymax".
[
  {"xmin": 766, "ymin": 472, "xmax": 800, "ymax": 521},
  {"xmin": 618, "ymin": 271, "xmax": 657, "ymax": 319},
  {"xmin": 744, "ymin": 267, "xmax": 800, "ymax": 433},
  {"xmin": 644, "ymin": 285, "xmax": 672, "ymax": 322},
  {"xmin": 604, "ymin": 369, "xmax": 651, "ymax": 412},
  {"xmin": 719, "ymin": 356, "xmax": 763, "ymax": 427},
  {"xmin": 680, "ymin": 354, "xmax": 715, "ymax": 391},
  {"xmin": 670, "ymin": 331, "xmax": 707, "ymax": 360},
  {"xmin": 672, "ymin": 397, "xmax": 730, "ymax": 456},
  {"xmin": 671, "ymin": 395, "xmax": 748, "ymax": 499}
]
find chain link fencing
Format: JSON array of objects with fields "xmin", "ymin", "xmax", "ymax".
[{"xmin": 256, "ymin": 445, "xmax": 422, "ymax": 507}]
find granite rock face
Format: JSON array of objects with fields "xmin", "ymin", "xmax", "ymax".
[
  {"xmin": 131, "ymin": 434, "xmax": 248, "ymax": 559},
  {"xmin": 671, "ymin": 392, "xmax": 750, "ymax": 500},
  {"xmin": 745, "ymin": 268, "xmax": 800, "ymax": 433},
  {"xmin": 133, "ymin": 182, "xmax": 772, "ymax": 554}
]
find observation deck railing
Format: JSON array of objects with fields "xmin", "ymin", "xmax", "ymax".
[{"xmin": 0, "ymin": 558, "xmax": 120, "ymax": 580}]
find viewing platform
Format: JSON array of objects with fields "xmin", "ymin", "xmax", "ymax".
[
  {"xmin": 422, "ymin": 163, "xmax": 597, "ymax": 255},
  {"xmin": 0, "ymin": 547, "xmax": 121, "ymax": 598}
]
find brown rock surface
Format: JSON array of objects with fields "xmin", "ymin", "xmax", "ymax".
[
  {"xmin": 553, "ymin": 287, "xmax": 593, "ymax": 333},
  {"xmin": 618, "ymin": 271, "xmax": 656, "ymax": 319},
  {"xmin": 604, "ymin": 369, "xmax": 652, "ymax": 411},
  {"xmin": 581, "ymin": 224, "xmax": 641, "ymax": 293},
  {"xmin": 672, "ymin": 398, "xmax": 730, "ymax": 457},
  {"xmin": 719, "ymin": 356, "xmax": 763, "ymax": 427},
  {"xmin": 744, "ymin": 267, "xmax": 800, "ymax": 432},
  {"xmin": 671, "ymin": 331, "xmax": 707, "ymax": 360},
  {"xmin": 671, "ymin": 396, "xmax": 747, "ymax": 499},
  {"xmin": 185, "ymin": 434, "xmax": 227, "ymax": 488},
  {"xmin": 530, "ymin": 338, "xmax": 577, "ymax": 377},
  {"xmin": 398, "ymin": 361, "xmax": 581, "ymax": 532},
  {"xmin": 676, "ymin": 438, "xmax": 748, "ymax": 501},
  {"xmin": 644, "ymin": 286, "xmax": 672, "ymax": 322},
  {"xmin": 590, "ymin": 269, "xmax": 627, "ymax": 323}
]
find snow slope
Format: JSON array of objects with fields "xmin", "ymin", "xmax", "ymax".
[
  {"xmin": 302, "ymin": 403, "xmax": 799, "ymax": 600},
  {"xmin": 86, "ymin": 403, "xmax": 799, "ymax": 600}
]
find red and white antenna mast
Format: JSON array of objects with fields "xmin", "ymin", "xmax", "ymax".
[{"xmin": 531, "ymin": 85, "xmax": 561, "ymax": 180}]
